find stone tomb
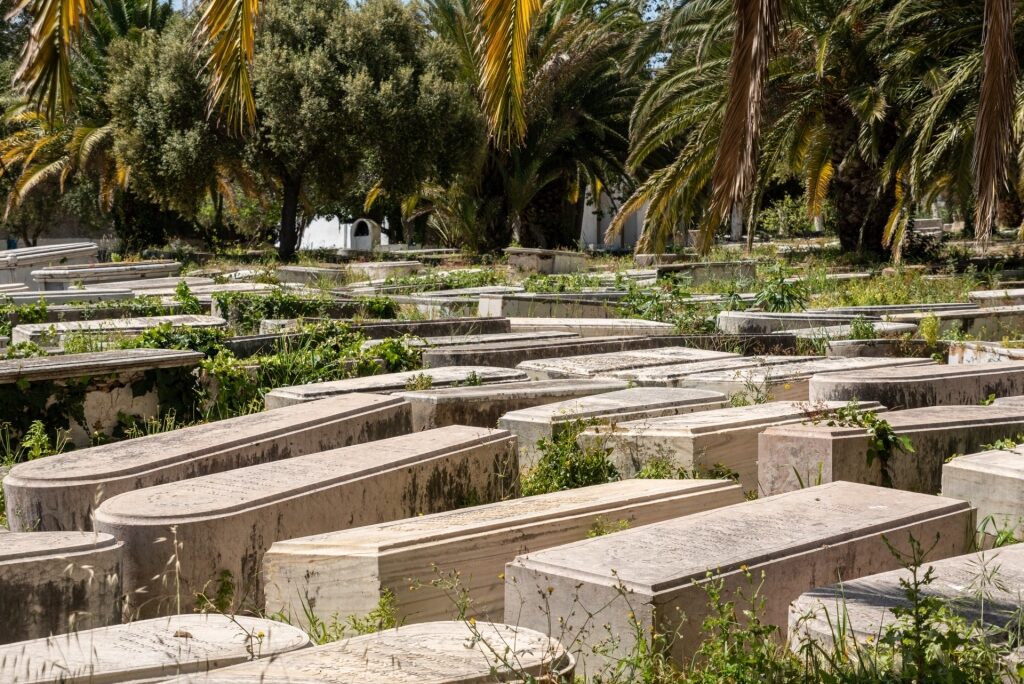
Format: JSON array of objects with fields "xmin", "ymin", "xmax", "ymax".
[
  {"xmin": 93, "ymin": 426, "xmax": 517, "ymax": 616},
  {"xmin": 809, "ymin": 361, "xmax": 1024, "ymax": 409},
  {"xmin": 504, "ymin": 482, "xmax": 975, "ymax": 670},
  {"xmin": 654, "ymin": 260, "xmax": 756, "ymax": 284},
  {"xmin": 789, "ymin": 546, "xmax": 1024, "ymax": 654},
  {"xmin": 576, "ymin": 400, "xmax": 882, "ymax": 491},
  {"xmin": 0, "ymin": 614, "xmax": 310, "ymax": 683},
  {"xmin": 31, "ymin": 260, "xmax": 181, "ymax": 290},
  {"xmin": 942, "ymin": 446, "xmax": 1024, "ymax": 539},
  {"xmin": 0, "ymin": 243, "xmax": 98, "ymax": 286},
  {"xmin": 610, "ymin": 355, "xmax": 818, "ymax": 387},
  {"xmin": 504, "ymin": 246, "xmax": 588, "ymax": 274},
  {"xmin": 681, "ymin": 357, "xmax": 934, "ymax": 401},
  {"xmin": 717, "ymin": 310, "xmax": 863, "ymax": 334},
  {"xmin": 11, "ymin": 314, "xmax": 226, "ymax": 346},
  {"xmin": 508, "ymin": 317, "xmax": 677, "ymax": 337},
  {"xmin": 263, "ymin": 479, "xmax": 743, "ymax": 625},
  {"xmin": 499, "ymin": 387, "xmax": 727, "ymax": 467},
  {"xmin": 4, "ymin": 393, "xmax": 410, "ymax": 532},
  {"xmin": 517, "ymin": 347, "xmax": 739, "ymax": 380},
  {"xmin": 0, "ymin": 349, "xmax": 203, "ymax": 448},
  {"xmin": 161, "ymin": 622, "xmax": 573, "ymax": 683},
  {"xmin": 0, "ymin": 532, "xmax": 123, "ymax": 644},
  {"xmin": 758, "ymin": 404, "xmax": 1024, "ymax": 496},
  {"xmin": 263, "ymin": 366, "xmax": 527, "ymax": 409},
  {"xmin": 396, "ymin": 378, "xmax": 627, "ymax": 431},
  {"xmin": 893, "ymin": 305, "xmax": 1024, "ymax": 339}
]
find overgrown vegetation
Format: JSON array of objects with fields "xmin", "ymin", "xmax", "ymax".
[{"xmin": 520, "ymin": 420, "xmax": 619, "ymax": 495}]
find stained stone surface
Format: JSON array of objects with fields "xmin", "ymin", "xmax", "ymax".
[
  {"xmin": 680, "ymin": 357, "xmax": 934, "ymax": 400},
  {"xmin": 11, "ymin": 315, "xmax": 226, "ymax": 345},
  {"xmin": 942, "ymin": 447, "xmax": 1024, "ymax": 538},
  {"xmin": 93, "ymin": 426, "xmax": 518, "ymax": 616},
  {"xmin": 0, "ymin": 532, "xmax": 123, "ymax": 644},
  {"xmin": 0, "ymin": 243, "xmax": 99, "ymax": 286},
  {"xmin": 85, "ymin": 276, "xmax": 215, "ymax": 292},
  {"xmin": 499, "ymin": 387, "xmax": 727, "ymax": 467},
  {"xmin": 508, "ymin": 317, "xmax": 678, "ymax": 337},
  {"xmin": 970, "ymin": 288, "xmax": 1024, "ymax": 307},
  {"xmin": 504, "ymin": 482, "xmax": 975, "ymax": 671},
  {"xmin": 578, "ymin": 400, "xmax": 883, "ymax": 489},
  {"xmin": 758, "ymin": 404, "xmax": 1024, "ymax": 495},
  {"xmin": 31, "ymin": 261, "xmax": 181, "ymax": 289},
  {"xmin": 421, "ymin": 335, "xmax": 702, "ymax": 369},
  {"xmin": 163, "ymin": 621, "xmax": 573, "ymax": 683},
  {"xmin": 892, "ymin": 305, "xmax": 1024, "ymax": 338},
  {"xmin": 0, "ymin": 614, "xmax": 311, "ymax": 683},
  {"xmin": 610, "ymin": 355, "xmax": 819, "ymax": 386},
  {"xmin": 4, "ymin": 393, "xmax": 410, "ymax": 532},
  {"xmin": 654, "ymin": 260, "xmax": 757, "ymax": 283},
  {"xmin": 784, "ymin": 322, "xmax": 918, "ymax": 339},
  {"xmin": 717, "ymin": 310, "xmax": 863, "ymax": 334},
  {"xmin": 263, "ymin": 366, "xmax": 527, "ymax": 409},
  {"xmin": 809, "ymin": 361, "xmax": 1024, "ymax": 408},
  {"xmin": 396, "ymin": 378, "xmax": 627, "ymax": 431},
  {"xmin": 517, "ymin": 347, "xmax": 739, "ymax": 380},
  {"xmin": 789, "ymin": 546, "xmax": 1024, "ymax": 651},
  {"xmin": 0, "ymin": 348, "xmax": 203, "ymax": 385},
  {"xmin": 263, "ymin": 478, "xmax": 743, "ymax": 624}
]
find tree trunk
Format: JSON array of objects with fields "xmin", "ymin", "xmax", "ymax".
[
  {"xmin": 730, "ymin": 202, "xmax": 743, "ymax": 241},
  {"xmin": 829, "ymin": 153, "xmax": 892, "ymax": 255},
  {"xmin": 278, "ymin": 174, "xmax": 302, "ymax": 261}
]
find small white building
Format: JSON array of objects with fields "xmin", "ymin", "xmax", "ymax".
[{"xmin": 579, "ymin": 192, "xmax": 645, "ymax": 250}]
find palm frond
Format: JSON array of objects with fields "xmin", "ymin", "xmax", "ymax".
[
  {"xmin": 195, "ymin": 0, "xmax": 259, "ymax": 135},
  {"xmin": 477, "ymin": 0, "xmax": 541, "ymax": 148}
]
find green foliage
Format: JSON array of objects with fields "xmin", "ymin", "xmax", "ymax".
[
  {"xmin": 212, "ymin": 291, "xmax": 334, "ymax": 335},
  {"xmin": 522, "ymin": 272, "xmax": 603, "ymax": 293},
  {"xmin": 754, "ymin": 266, "xmax": 808, "ymax": 313},
  {"xmin": 174, "ymin": 282, "xmax": 203, "ymax": 315},
  {"xmin": 121, "ymin": 323, "xmax": 229, "ymax": 358},
  {"xmin": 196, "ymin": 570, "xmax": 236, "ymax": 614},
  {"xmin": 365, "ymin": 336, "xmax": 424, "ymax": 373},
  {"xmin": 383, "ymin": 270, "xmax": 509, "ymax": 292},
  {"xmin": 758, "ymin": 194, "xmax": 830, "ymax": 237},
  {"xmin": 0, "ymin": 420, "xmax": 69, "ymax": 464},
  {"xmin": 0, "ymin": 298, "xmax": 48, "ymax": 338},
  {"xmin": 5, "ymin": 341, "xmax": 46, "ymax": 358},
  {"xmin": 520, "ymin": 420, "xmax": 619, "ymax": 496},
  {"xmin": 919, "ymin": 313, "xmax": 941, "ymax": 346},
  {"xmin": 635, "ymin": 455, "xmax": 740, "ymax": 483},
  {"xmin": 342, "ymin": 589, "xmax": 399, "ymax": 636},
  {"xmin": 404, "ymin": 372, "xmax": 434, "ymax": 390},
  {"xmin": 848, "ymin": 316, "xmax": 877, "ymax": 340},
  {"xmin": 826, "ymin": 401, "xmax": 914, "ymax": 488},
  {"xmin": 587, "ymin": 517, "xmax": 630, "ymax": 538},
  {"xmin": 358, "ymin": 296, "xmax": 399, "ymax": 319},
  {"xmin": 282, "ymin": 590, "xmax": 399, "ymax": 645}
]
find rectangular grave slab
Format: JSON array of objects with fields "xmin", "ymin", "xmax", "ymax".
[
  {"xmin": 355, "ymin": 316, "xmax": 512, "ymax": 339},
  {"xmin": 517, "ymin": 347, "xmax": 739, "ymax": 380},
  {"xmin": 504, "ymin": 482, "xmax": 975, "ymax": 672},
  {"xmin": 31, "ymin": 260, "xmax": 181, "ymax": 290},
  {"xmin": 499, "ymin": 388, "xmax": 727, "ymax": 467},
  {"xmin": 942, "ymin": 447, "xmax": 1024, "ymax": 539},
  {"xmin": 4, "ymin": 393, "xmax": 410, "ymax": 532},
  {"xmin": 809, "ymin": 361, "xmax": 1024, "ymax": 409},
  {"xmin": 578, "ymin": 400, "xmax": 882, "ymax": 491},
  {"xmin": 11, "ymin": 314, "xmax": 226, "ymax": 345},
  {"xmin": 789, "ymin": 546, "xmax": 1024, "ymax": 654},
  {"xmin": 758, "ymin": 405, "xmax": 1024, "ymax": 496},
  {"xmin": 681, "ymin": 357, "xmax": 934, "ymax": 401},
  {"xmin": 0, "ymin": 243, "xmax": 98, "ymax": 286},
  {"xmin": 1, "ymin": 289, "xmax": 133, "ymax": 306},
  {"xmin": 784, "ymin": 321, "xmax": 918, "ymax": 339},
  {"xmin": 893, "ymin": 305, "xmax": 1024, "ymax": 339},
  {"xmin": 654, "ymin": 260, "xmax": 757, "ymax": 283},
  {"xmin": 85, "ymin": 276, "xmax": 215, "ymax": 292},
  {"xmin": 505, "ymin": 246, "xmax": 587, "ymax": 274},
  {"xmin": 0, "ymin": 349, "xmax": 203, "ymax": 448},
  {"xmin": 0, "ymin": 614, "xmax": 310, "ymax": 682},
  {"xmin": 263, "ymin": 366, "xmax": 527, "ymax": 409},
  {"xmin": 509, "ymin": 317, "xmax": 677, "ymax": 337},
  {"xmin": 477, "ymin": 293, "xmax": 619, "ymax": 319},
  {"xmin": 0, "ymin": 532, "xmax": 123, "ymax": 644},
  {"xmin": 94, "ymin": 426, "xmax": 518, "ymax": 617},
  {"xmin": 396, "ymin": 378, "xmax": 627, "ymax": 431},
  {"xmin": 969, "ymin": 288, "xmax": 1024, "ymax": 307},
  {"xmin": 160, "ymin": 621, "xmax": 572, "ymax": 683},
  {"xmin": 717, "ymin": 310, "xmax": 865, "ymax": 334},
  {"xmin": 422, "ymin": 335, "xmax": 702, "ymax": 369},
  {"xmin": 609, "ymin": 355, "xmax": 818, "ymax": 386},
  {"xmin": 824, "ymin": 302, "xmax": 977, "ymax": 316},
  {"xmin": 263, "ymin": 479, "xmax": 743, "ymax": 626}
]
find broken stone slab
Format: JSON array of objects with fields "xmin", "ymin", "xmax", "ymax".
[
  {"xmin": 508, "ymin": 317, "xmax": 678, "ymax": 337},
  {"xmin": 0, "ymin": 614, "xmax": 310, "ymax": 682},
  {"xmin": 893, "ymin": 305, "xmax": 1024, "ymax": 339},
  {"xmin": 578, "ymin": 400, "xmax": 883, "ymax": 491},
  {"xmin": 789, "ymin": 545, "xmax": 1024, "ymax": 655},
  {"xmin": 0, "ymin": 243, "xmax": 98, "ymax": 286},
  {"xmin": 0, "ymin": 532, "xmax": 123, "ymax": 644},
  {"xmin": 654, "ymin": 260, "xmax": 757, "ymax": 283},
  {"xmin": 758, "ymin": 404, "xmax": 1024, "ymax": 496},
  {"xmin": 517, "ymin": 347, "xmax": 740, "ymax": 380},
  {"xmin": 0, "ymin": 349, "xmax": 204, "ymax": 448},
  {"xmin": 161, "ymin": 621, "xmax": 573, "ymax": 683},
  {"xmin": 500, "ymin": 388, "xmax": 727, "ymax": 467},
  {"xmin": 717, "ymin": 310, "xmax": 866, "ymax": 334},
  {"xmin": 4, "ymin": 393, "xmax": 410, "ymax": 532},
  {"xmin": 94, "ymin": 426, "xmax": 518, "ymax": 616},
  {"xmin": 263, "ymin": 366, "xmax": 527, "ymax": 409},
  {"xmin": 609, "ymin": 355, "xmax": 819, "ymax": 386},
  {"xmin": 681, "ymin": 357, "xmax": 934, "ymax": 401},
  {"xmin": 31, "ymin": 261, "xmax": 182, "ymax": 291},
  {"xmin": 422, "ymin": 335, "xmax": 704, "ymax": 369},
  {"xmin": 504, "ymin": 247, "xmax": 588, "ymax": 274},
  {"xmin": 809, "ymin": 361, "xmax": 1024, "ymax": 409},
  {"xmin": 942, "ymin": 446, "xmax": 1024, "ymax": 539},
  {"xmin": 11, "ymin": 314, "xmax": 227, "ymax": 345},
  {"xmin": 504, "ymin": 482, "xmax": 975, "ymax": 672},
  {"xmin": 264, "ymin": 478, "xmax": 743, "ymax": 626},
  {"xmin": 397, "ymin": 378, "xmax": 627, "ymax": 431}
]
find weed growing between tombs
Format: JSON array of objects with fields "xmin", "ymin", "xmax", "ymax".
[
  {"xmin": 0, "ymin": 420, "xmax": 68, "ymax": 527},
  {"xmin": 821, "ymin": 401, "xmax": 914, "ymax": 489},
  {"xmin": 520, "ymin": 420, "xmax": 620, "ymax": 495}
]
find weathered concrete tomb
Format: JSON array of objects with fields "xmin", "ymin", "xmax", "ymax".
[
  {"xmin": 161, "ymin": 621, "xmax": 573, "ymax": 683},
  {"xmin": 30, "ymin": 260, "xmax": 181, "ymax": 290},
  {"xmin": 0, "ymin": 532, "xmax": 123, "ymax": 644},
  {"xmin": 0, "ymin": 243, "xmax": 98, "ymax": 286},
  {"xmin": 4, "ymin": 393, "xmax": 410, "ymax": 532},
  {"xmin": 516, "ymin": 346, "xmax": 739, "ymax": 380},
  {"xmin": 499, "ymin": 387, "xmax": 727, "ymax": 466},
  {"xmin": 0, "ymin": 614, "xmax": 310, "ymax": 682},
  {"xmin": 609, "ymin": 354, "xmax": 817, "ymax": 386},
  {"xmin": 93, "ymin": 426, "xmax": 517, "ymax": 616},
  {"xmin": 263, "ymin": 366, "xmax": 526, "ymax": 409},
  {"xmin": 943, "ymin": 446, "xmax": 1024, "ymax": 539},
  {"xmin": 11, "ymin": 314, "xmax": 226, "ymax": 346},
  {"xmin": 758, "ymin": 404, "xmax": 1024, "ymax": 496},
  {"xmin": 263, "ymin": 478, "xmax": 743, "ymax": 625},
  {"xmin": 504, "ymin": 482, "xmax": 975, "ymax": 671}
]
